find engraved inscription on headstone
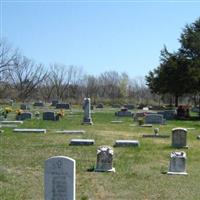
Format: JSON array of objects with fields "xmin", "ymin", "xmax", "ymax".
[
  {"xmin": 44, "ymin": 156, "xmax": 75, "ymax": 200},
  {"xmin": 172, "ymin": 127, "xmax": 187, "ymax": 148}
]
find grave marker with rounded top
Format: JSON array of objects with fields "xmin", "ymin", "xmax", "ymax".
[
  {"xmin": 172, "ymin": 127, "xmax": 188, "ymax": 148},
  {"xmin": 44, "ymin": 156, "xmax": 76, "ymax": 200}
]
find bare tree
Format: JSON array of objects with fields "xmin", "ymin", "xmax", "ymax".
[{"xmin": 7, "ymin": 55, "xmax": 48, "ymax": 101}]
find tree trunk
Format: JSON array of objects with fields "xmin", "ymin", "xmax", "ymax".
[{"xmin": 175, "ymin": 95, "xmax": 179, "ymax": 107}]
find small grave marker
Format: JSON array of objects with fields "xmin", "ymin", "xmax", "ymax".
[{"xmin": 13, "ymin": 128, "xmax": 46, "ymax": 133}]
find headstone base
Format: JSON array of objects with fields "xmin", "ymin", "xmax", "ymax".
[
  {"xmin": 167, "ymin": 171, "xmax": 188, "ymax": 175},
  {"xmin": 95, "ymin": 167, "xmax": 116, "ymax": 173},
  {"xmin": 82, "ymin": 118, "xmax": 93, "ymax": 125}
]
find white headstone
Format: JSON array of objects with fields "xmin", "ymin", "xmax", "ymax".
[{"xmin": 44, "ymin": 156, "xmax": 76, "ymax": 200}]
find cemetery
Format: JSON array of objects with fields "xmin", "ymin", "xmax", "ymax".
[
  {"xmin": 1, "ymin": 5, "xmax": 200, "ymax": 200},
  {"xmin": 1, "ymin": 101, "xmax": 200, "ymax": 200}
]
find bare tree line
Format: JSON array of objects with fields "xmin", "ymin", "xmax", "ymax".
[{"xmin": 0, "ymin": 39, "xmax": 157, "ymax": 105}]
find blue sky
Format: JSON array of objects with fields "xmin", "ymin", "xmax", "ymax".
[{"xmin": 1, "ymin": 1, "xmax": 200, "ymax": 77}]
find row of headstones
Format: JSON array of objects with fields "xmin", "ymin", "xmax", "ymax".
[
  {"xmin": 21, "ymin": 102, "xmax": 71, "ymax": 109},
  {"xmin": 44, "ymin": 147, "xmax": 187, "ymax": 200}
]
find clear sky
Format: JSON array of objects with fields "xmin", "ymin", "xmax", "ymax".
[{"xmin": 1, "ymin": 0, "xmax": 200, "ymax": 78}]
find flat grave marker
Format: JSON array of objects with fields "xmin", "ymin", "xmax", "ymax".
[{"xmin": 69, "ymin": 139, "xmax": 95, "ymax": 145}]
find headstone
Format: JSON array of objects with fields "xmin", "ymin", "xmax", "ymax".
[
  {"xmin": 133, "ymin": 111, "xmax": 156, "ymax": 121},
  {"xmin": 157, "ymin": 110, "xmax": 176, "ymax": 120},
  {"xmin": 95, "ymin": 146, "xmax": 115, "ymax": 172},
  {"xmin": 33, "ymin": 101, "xmax": 44, "ymax": 107},
  {"xmin": 115, "ymin": 108, "xmax": 133, "ymax": 117},
  {"xmin": 191, "ymin": 107, "xmax": 199, "ymax": 113},
  {"xmin": 44, "ymin": 156, "xmax": 76, "ymax": 200},
  {"xmin": 56, "ymin": 130, "xmax": 85, "ymax": 134},
  {"xmin": 16, "ymin": 112, "xmax": 32, "ymax": 120},
  {"xmin": 43, "ymin": 111, "xmax": 58, "ymax": 121},
  {"xmin": 96, "ymin": 103, "xmax": 104, "ymax": 109},
  {"xmin": 56, "ymin": 103, "xmax": 70, "ymax": 109},
  {"xmin": 70, "ymin": 139, "xmax": 95, "ymax": 145},
  {"xmin": 114, "ymin": 140, "xmax": 140, "ymax": 147},
  {"xmin": 172, "ymin": 127, "xmax": 187, "ymax": 148},
  {"xmin": 167, "ymin": 151, "xmax": 187, "ymax": 175},
  {"xmin": 51, "ymin": 100, "xmax": 59, "ymax": 106},
  {"xmin": 1, "ymin": 120, "xmax": 23, "ymax": 124},
  {"xmin": 20, "ymin": 104, "xmax": 30, "ymax": 110},
  {"xmin": 13, "ymin": 128, "xmax": 46, "ymax": 133},
  {"xmin": 144, "ymin": 114, "xmax": 165, "ymax": 124},
  {"xmin": 82, "ymin": 98, "xmax": 93, "ymax": 125}
]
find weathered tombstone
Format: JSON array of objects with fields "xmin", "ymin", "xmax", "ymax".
[
  {"xmin": 16, "ymin": 112, "xmax": 32, "ymax": 120},
  {"xmin": 33, "ymin": 101, "xmax": 44, "ymax": 107},
  {"xmin": 95, "ymin": 146, "xmax": 115, "ymax": 172},
  {"xmin": 172, "ymin": 127, "xmax": 187, "ymax": 148},
  {"xmin": 56, "ymin": 103, "xmax": 70, "ymax": 109},
  {"xmin": 20, "ymin": 104, "xmax": 30, "ymax": 110},
  {"xmin": 44, "ymin": 156, "xmax": 76, "ymax": 200},
  {"xmin": 115, "ymin": 108, "xmax": 133, "ymax": 117},
  {"xmin": 144, "ymin": 114, "xmax": 165, "ymax": 124},
  {"xmin": 167, "ymin": 151, "xmax": 187, "ymax": 175},
  {"xmin": 82, "ymin": 98, "xmax": 93, "ymax": 125},
  {"xmin": 51, "ymin": 100, "xmax": 59, "ymax": 106},
  {"xmin": 96, "ymin": 103, "xmax": 104, "ymax": 109},
  {"xmin": 69, "ymin": 139, "xmax": 95, "ymax": 145},
  {"xmin": 43, "ymin": 111, "xmax": 58, "ymax": 121},
  {"xmin": 114, "ymin": 140, "xmax": 140, "ymax": 147}
]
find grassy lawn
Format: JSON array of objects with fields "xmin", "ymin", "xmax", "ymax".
[{"xmin": 1, "ymin": 106, "xmax": 200, "ymax": 200}]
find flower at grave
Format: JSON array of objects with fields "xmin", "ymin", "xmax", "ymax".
[
  {"xmin": 57, "ymin": 109, "xmax": 65, "ymax": 118},
  {"xmin": 16, "ymin": 109, "xmax": 22, "ymax": 115},
  {"xmin": 5, "ymin": 107, "xmax": 12, "ymax": 114}
]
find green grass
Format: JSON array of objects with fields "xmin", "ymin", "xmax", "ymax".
[{"xmin": 1, "ymin": 108, "xmax": 200, "ymax": 199}]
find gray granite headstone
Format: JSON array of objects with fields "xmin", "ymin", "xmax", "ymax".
[
  {"xmin": 114, "ymin": 140, "xmax": 140, "ymax": 147},
  {"xmin": 115, "ymin": 108, "xmax": 133, "ymax": 117},
  {"xmin": 69, "ymin": 139, "xmax": 95, "ymax": 145},
  {"xmin": 172, "ymin": 127, "xmax": 187, "ymax": 148},
  {"xmin": 144, "ymin": 114, "xmax": 165, "ymax": 124},
  {"xmin": 56, "ymin": 103, "xmax": 70, "ymax": 109},
  {"xmin": 167, "ymin": 151, "xmax": 187, "ymax": 175},
  {"xmin": 51, "ymin": 100, "xmax": 59, "ymax": 106},
  {"xmin": 96, "ymin": 103, "xmax": 104, "ymax": 108},
  {"xmin": 82, "ymin": 98, "xmax": 93, "ymax": 125},
  {"xmin": 43, "ymin": 111, "xmax": 58, "ymax": 121},
  {"xmin": 44, "ymin": 156, "xmax": 76, "ymax": 200},
  {"xmin": 16, "ymin": 112, "xmax": 32, "ymax": 120},
  {"xmin": 33, "ymin": 101, "xmax": 44, "ymax": 107},
  {"xmin": 95, "ymin": 146, "xmax": 115, "ymax": 172}
]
